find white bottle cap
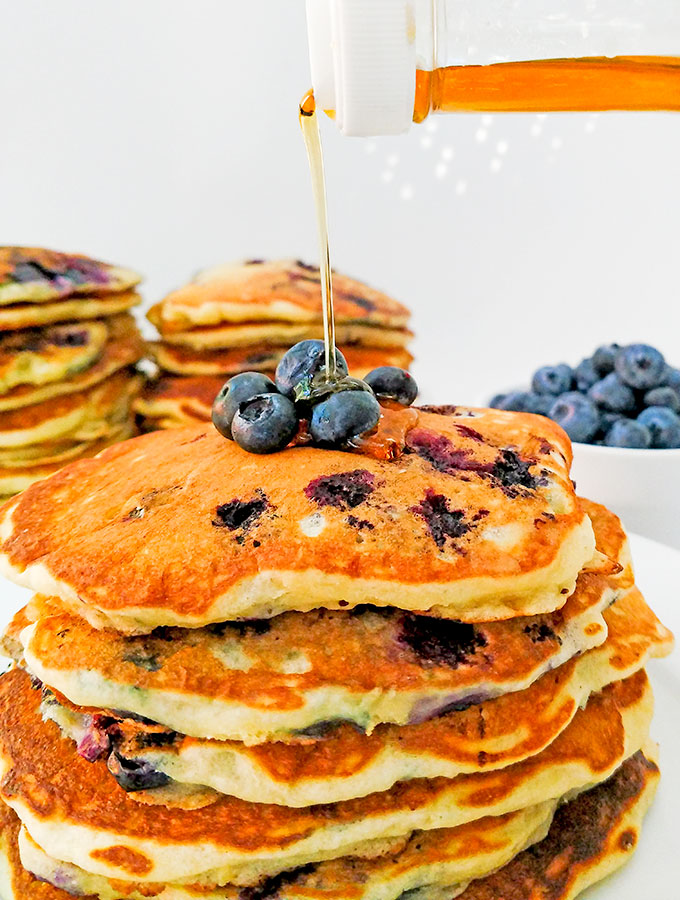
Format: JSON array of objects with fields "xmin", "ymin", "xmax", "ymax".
[{"xmin": 306, "ymin": 0, "xmax": 417, "ymax": 136}]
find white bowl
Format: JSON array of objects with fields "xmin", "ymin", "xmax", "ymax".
[{"xmin": 570, "ymin": 442, "xmax": 680, "ymax": 550}]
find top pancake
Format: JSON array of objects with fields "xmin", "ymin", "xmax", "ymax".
[
  {"xmin": 0, "ymin": 406, "xmax": 595, "ymax": 632},
  {"xmin": 0, "ymin": 247, "xmax": 141, "ymax": 306},
  {"xmin": 148, "ymin": 259, "xmax": 410, "ymax": 334}
]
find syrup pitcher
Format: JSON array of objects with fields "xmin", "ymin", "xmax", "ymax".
[{"xmin": 306, "ymin": 0, "xmax": 680, "ymax": 135}]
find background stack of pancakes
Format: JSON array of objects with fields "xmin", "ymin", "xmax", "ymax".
[
  {"xmin": 0, "ymin": 247, "xmax": 145, "ymax": 500},
  {"xmin": 136, "ymin": 258, "xmax": 413, "ymax": 430},
  {"xmin": 0, "ymin": 406, "xmax": 673, "ymax": 899}
]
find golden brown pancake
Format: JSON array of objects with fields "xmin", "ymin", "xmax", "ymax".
[
  {"xmin": 0, "ymin": 666, "xmax": 654, "ymax": 885},
  {"xmin": 134, "ymin": 376, "xmax": 226, "ymax": 428},
  {"xmin": 3, "ymin": 500, "xmax": 631, "ymax": 749},
  {"xmin": 0, "ymin": 247, "xmax": 141, "ymax": 305},
  {"xmin": 0, "ymin": 291, "xmax": 141, "ymax": 330},
  {"xmin": 0, "ymin": 408, "xmax": 595, "ymax": 631},
  {"xmin": 0, "ymin": 314, "xmax": 145, "ymax": 413},
  {"xmin": 2, "ymin": 748, "xmax": 660, "ymax": 900},
  {"xmin": 0, "ymin": 370, "xmax": 141, "ymax": 449},
  {"xmin": 152, "ymin": 343, "xmax": 413, "ymax": 379},
  {"xmin": 148, "ymin": 260, "xmax": 410, "ymax": 332},
  {"xmin": 158, "ymin": 321, "xmax": 412, "ymax": 351},
  {"xmin": 32, "ymin": 585, "xmax": 672, "ymax": 806}
]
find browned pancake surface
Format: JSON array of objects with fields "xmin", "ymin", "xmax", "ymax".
[{"xmin": 0, "ymin": 408, "xmax": 590, "ymax": 628}]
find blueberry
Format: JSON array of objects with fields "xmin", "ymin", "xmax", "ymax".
[
  {"xmin": 574, "ymin": 358, "xmax": 599, "ymax": 392},
  {"xmin": 637, "ymin": 407, "xmax": 680, "ymax": 448},
  {"xmin": 275, "ymin": 340, "xmax": 348, "ymax": 399},
  {"xmin": 662, "ymin": 367, "xmax": 680, "ymax": 393},
  {"xmin": 615, "ymin": 344, "xmax": 666, "ymax": 390},
  {"xmin": 212, "ymin": 372, "xmax": 278, "ymax": 440},
  {"xmin": 231, "ymin": 394, "xmax": 299, "ymax": 453},
  {"xmin": 489, "ymin": 394, "xmax": 507, "ymax": 409},
  {"xmin": 107, "ymin": 751, "xmax": 170, "ymax": 792},
  {"xmin": 493, "ymin": 391, "xmax": 552, "ymax": 415},
  {"xmin": 364, "ymin": 366, "xmax": 418, "ymax": 406},
  {"xmin": 588, "ymin": 373, "xmax": 636, "ymax": 413},
  {"xmin": 592, "ymin": 344, "xmax": 621, "ymax": 376},
  {"xmin": 599, "ymin": 412, "xmax": 624, "ymax": 434},
  {"xmin": 310, "ymin": 390, "xmax": 381, "ymax": 445},
  {"xmin": 643, "ymin": 386, "xmax": 680, "ymax": 413},
  {"xmin": 531, "ymin": 364, "xmax": 573, "ymax": 396},
  {"xmin": 548, "ymin": 393, "xmax": 600, "ymax": 443},
  {"xmin": 604, "ymin": 418, "xmax": 652, "ymax": 449}
]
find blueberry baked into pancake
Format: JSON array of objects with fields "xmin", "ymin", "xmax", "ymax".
[
  {"xmin": 0, "ymin": 345, "xmax": 673, "ymax": 900},
  {"xmin": 0, "ymin": 248, "xmax": 145, "ymax": 499},
  {"xmin": 137, "ymin": 260, "xmax": 413, "ymax": 430}
]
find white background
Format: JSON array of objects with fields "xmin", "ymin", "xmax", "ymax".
[{"xmin": 1, "ymin": 0, "xmax": 679, "ymax": 403}]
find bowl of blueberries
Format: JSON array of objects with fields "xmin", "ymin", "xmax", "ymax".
[{"xmin": 489, "ymin": 343, "xmax": 680, "ymax": 549}]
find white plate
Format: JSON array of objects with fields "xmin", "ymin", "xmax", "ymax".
[{"xmin": 0, "ymin": 534, "xmax": 676, "ymax": 897}]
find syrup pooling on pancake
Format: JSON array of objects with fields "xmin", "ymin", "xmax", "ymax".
[
  {"xmin": 5, "ymin": 500, "xmax": 628, "ymax": 748},
  {"xmin": 0, "ymin": 666, "xmax": 654, "ymax": 884},
  {"xmin": 34, "ymin": 584, "xmax": 672, "ymax": 806},
  {"xmin": 0, "ymin": 409, "xmax": 595, "ymax": 632}
]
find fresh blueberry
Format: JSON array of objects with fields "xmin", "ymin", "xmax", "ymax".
[
  {"xmin": 662, "ymin": 367, "xmax": 680, "ymax": 393},
  {"xmin": 531, "ymin": 364, "xmax": 573, "ymax": 396},
  {"xmin": 592, "ymin": 344, "xmax": 621, "ymax": 376},
  {"xmin": 364, "ymin": 366, "xmax": 418, "ymax": 406},
  {"xmin": 603, "ymin": 418, "xmax": 652, "ymax": 449},
  {"xmin": 107, "ymin": 751, "xmax": 170, "ymax": 792},
  {"xmin": 489, "ymin": 394, "xmax": 507, "ymax": 409},
  {"xmin": 643, "ymin": 386, "xmax": 680, "ymax": 413},
  {"xmin": 574, "ymin": 358, "xmax": 599, "ymax": 392},
  {"xmin": 212, "ymin": 372, "xmax": 277, "ymax": 440},
  {"xmin": 615, "ymin": 344, "xmax": 666, "ymax": 390},
  {"xmin": 637, "ymin": 406, "xmax": 680, "ymax": 448},
  {"xmin": 231, "ymin": 394, "xmax": 299, "ymax": 453},
  {"xmin": 275, "ymin": 340, "xmax": 348, "ymax": 399},
  {"xmin": 588, "ymin": 373, "xmax": 636, "ymax": 413},
  {"xmin": 310, "ymin": 390, "xmax": 381, "ymax": 445},
  {"xmin": 548, "ymin": 393, "xmax": 601, "ymax": 443},
  {"xmin": 599, "ymin": 412, "xmax": 624, "ymax": 434},
  {"xmin": 493, "ymin": 391, "xmax": 552, "ymax": 415}
]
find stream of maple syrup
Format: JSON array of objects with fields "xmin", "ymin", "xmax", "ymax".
[
  {"xmin": 414, "ymin": 56, "xmax": 680, "ymax": 117},
  {"xmin": 299, "ymin": 90, "xmax": 337, "ymax": 381}
]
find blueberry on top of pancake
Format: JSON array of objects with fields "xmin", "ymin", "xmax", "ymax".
[{"xmin": 0, "ymin": 247, "xmax": 141, "ymax": 305}]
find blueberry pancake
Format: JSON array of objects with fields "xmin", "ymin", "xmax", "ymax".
[
  {"xmin": 0, "ymin": 321, "xmax": 109, "ymax": 395},
  {"xmin": 147, "ymin": 260, "xmax": 410, "ymax": 332},
  {"xmin": 0, "ymin": 666, "xmax": 653, "ymax": 886},
  {"xmin": 0, "ymin": 314, "xmax": 145, "ymax": 413},
  {"xmin": 134, "ymin": 375, "xmax": 229, "ymax": 429},
  {"xmin": 30, "ymin": 585, "xmax": 672, "ymax": 805},
  {"xmin": 0, "ymin": 291, "xmax": 141, "ymax": 331},
  {"xmin": 152, "ymin": 342, "xmax": 413, "ymax": 380},
  {"xmin": 0, "ymin": 409, "xmax": 596, "ymax": 632},
  {"xmin": 0, "ymin": 247, "xmax": 141, "ymax": 305},
  {"xmin": 1, "ymin": 499, "xmax": 631, "ymax": 749}
]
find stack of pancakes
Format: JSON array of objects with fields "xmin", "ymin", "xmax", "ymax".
[
  {"xmin": 0, "ymin": 247, "xmax": 145, "ymax": 499},
  {"xmin": 0, "ymin": 405, "xmax": 672, "ymax": 900},
  {"xmin": 136, "ymin": 259, "xmax": 413, "ymax": 430}
]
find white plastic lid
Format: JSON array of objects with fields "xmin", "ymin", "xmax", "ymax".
[{"xmin": 306, "ymin": 0, "xmax": 417, "ymax": 136}]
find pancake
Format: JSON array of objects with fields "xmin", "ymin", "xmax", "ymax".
[
  {"xmin": 1, "ymin": 747, "xmax": 659, "ymax": 900},
  {"xmin": 0, "ymin": 424, "xmax": 136, "ymax": 497},
  {"xmin": 0, "ymin": 408, "xmax": 596, "ymax": 632},
  {"xmin": 134, "ymin": 375, "xmax": 227, "ymax": 428},
  {"xmin": 15, "ymin": 801, "xmax": 557, "ymax": 900},
  {"xmin": 158, "ymin": 321, "xmax": 413, "ymax": 351},
  {"xmin": 0, "ymin": 315, "xmax": 145, "ymax": 413},
  {"xmin": 148, "ymin": 260, "xmax": 410, "ymax": 332},
  {"xmin": 0, "ymin": 370, "xmax": 141, "ymax": 449},
  {"xmin": 0, "ymin": 665, "xmax": 653, "ymax": 885},
  {"xmin": 153, "ymin": 343, "xmax": 413, "ymax": 379},
  {"xmin": 34, "ymin": 585, "xmax": 671, "ymax": 805},
  {"xmin": 3, "ymin": 500, "xmax": 628, "ymax": 748},
  {"xmin": 0, "ymin": 321, "xmax": 109, "ymax": 395},
  {"xmin": 0, "ymin": 247, "xmax": 141, "ymax": 306},
  {"xmin": 0, "ymin": 291, "xmax": 141, "ymax": 331}
]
